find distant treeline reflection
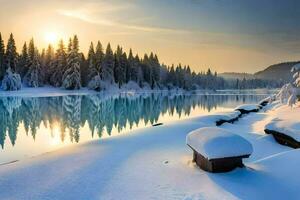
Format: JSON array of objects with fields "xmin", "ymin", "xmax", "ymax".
[{"xmin": 0, "ymin": 94, "xmax": 263, "ymax": 148}]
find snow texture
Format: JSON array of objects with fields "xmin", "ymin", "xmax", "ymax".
[{"xmin": 186, "ymin": 127, "xmax": 253, "ymax": 160}]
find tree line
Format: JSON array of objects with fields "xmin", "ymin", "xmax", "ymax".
[{"xmin": 0, "ymin": 33, "xmax": 280, "ymax": 91}]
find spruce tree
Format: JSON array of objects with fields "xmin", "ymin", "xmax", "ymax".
[
  {"xmin": 5, "ymin": 33, "xmax": 17, "ymax": 72},
  {"xmin": 62, "ymin": 35, "xmax": 81, "ymax": 90},
  {"xmin": 114, "ymin": 46, "xmax": 126, "ymax": 87},
  {"xmin": 43, "ymin": 45, "xmax": 54, "ymax": 83},
  {"xmin": 24, "ymin": 39, "xmax": 42, "ymax": 87},
  {"xmin": 0, "ymin": 33, "xmax": 5, "ymax": 80},
  {"xmin": 17, "ymin": 42, "xmax": 29, "ymax": 78},
  {"xmin": 95, "ymin": 41, "xmax": 104, "ymax": 73},
  {"xmin": 50, "ymin": 39, "xmax": 66, "ymax": 87},
  {"xmin": 102, "ymin": 43, "xmax": 114, "ymax": 83},
  {"xmin": 87, "ymin": 42, "xmax": 97, "ymax": 81}
]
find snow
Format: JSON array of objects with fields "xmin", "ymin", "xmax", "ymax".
[
  {"xmin": 235, "ymin": 104, "xmax": 260, "ymax": 111},
  {"xmin": 186, "ymin": 127, "xmax": 253, "ymax": 159},
  {"xmin": 265, "ymin": 104, "xmax": 300, "ymax": 141},
  {"xmin": 1, "ymin": 68, "xmax": 21, "ymax": 91},
  {"xmin": 211, "ymin": 111, "xmax": 241, "ymax": 121},
  {"xmin": 1, "ymin": 98, "xmax": 300, "ymax": 199}
]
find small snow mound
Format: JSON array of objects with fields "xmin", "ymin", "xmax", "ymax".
[
  {"xmin": 265, "ymin": 119, "xmax": 300, "ymax": 141},
  {"xmin": 186, "ymin": 127, "xmax": 253, "ymax": 160}
]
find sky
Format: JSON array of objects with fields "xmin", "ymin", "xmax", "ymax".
[{"xmin": 0, "ymin": 0, "xmax": 300, "ymax": 73}]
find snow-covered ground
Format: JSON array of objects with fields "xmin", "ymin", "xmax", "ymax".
[{"xmin": 0, "ymin": 100, "xmax": 299, "ymax": 199}]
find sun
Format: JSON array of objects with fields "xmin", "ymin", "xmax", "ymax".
[{"xmin": 44, "ymin": 31, "xmax": 59, "ymax": 45}]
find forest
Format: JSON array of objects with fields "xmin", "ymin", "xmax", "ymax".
[{"xmin": 0, "ymin": 33, "xmax": 281, "ymax": 91}]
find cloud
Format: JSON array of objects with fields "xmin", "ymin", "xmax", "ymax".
[{"xmin": 57, "ymin": 6, "xmax": 190, "ymax": 34}]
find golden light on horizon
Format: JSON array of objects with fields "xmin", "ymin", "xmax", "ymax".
[{"xmin": 44, "ymin": 31, "xmax": 59, "ymax": 45}]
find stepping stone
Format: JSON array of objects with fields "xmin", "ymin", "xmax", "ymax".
[{"xmin": 186, "ymin": 127, "xmax": 253, "ymax": 173}]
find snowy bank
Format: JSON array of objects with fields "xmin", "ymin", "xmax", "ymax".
[{"xmin": 0, "ymin": 100, "xmax": 300, "ymax": 199}]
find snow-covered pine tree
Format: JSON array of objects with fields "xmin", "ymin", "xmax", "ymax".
[
  {"xmin": 101, "ymin": 43, "xmax": 114, "ymax": 84},
  {"xmin": 2, "ymin": 33, "xmax": 21, "ymax": 91},
  {"xmin": 49, "ymin": 40, "xmax": 66, "ymax": 87},
  {"xmin": 134, "ymin": 54, "xmax": 143, "ymax": 86},
  {"xmin": 2, "ymin": 67, "xmax": 21, "ymax": 91},
  {"xmin": 87, "ymin": 41, "xmax": 105, "ymax": 91},
  {"xmin": 152, "ymin": 54, "xmax": 160, "ymax": 88},
  {"xmin": 43, "ymin": 45, "xmax": 54, "ymax": 84},
  {"xmin": 128, "ymin": 49, "xmax": 136, "ymax": 81},
  {"xmin": 62, "ymin": 35, "xmax": 81, "ymax": 90},
  {"xmin": 5, "ymin": 33, "xmax": 18, "ymax": 72},
  {"xmin": 17, "ymin": 42, "xmax": 29, "ymax": 79},
  {"xmin": 114, "ymin": 46, "xmax": 126, "ymax": 87},
  {"xmin": 95, "ymin": 41, "xmax": 104, "ymax": 73},
  {"xmin": 24, "ymin": 39, "xmax": 42, "ymax": 87},
  {"xmin": 0, "ymin": 33, "xmax": 5, "ymax": 80},
  {"xmin": 87, "ymin": 42, "xmax": 97, "ymax": 81}
]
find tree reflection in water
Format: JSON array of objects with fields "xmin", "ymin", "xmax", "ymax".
[{"xmin": 0, "ymin": 93, "xmax": 265, "ymax": 149}]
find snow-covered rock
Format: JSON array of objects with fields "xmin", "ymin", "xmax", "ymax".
[
  {"xmin": 1, "ymin": 68, "xmax": 22, "ymax": 91},
  {"xmin": 212, "ymin": 111, "xmax": 241, "ymax": 126},
  {"xmin": 186, "ymin": 127, "xmax": 253, "ymax": 160},
  {"xmin": 265, "ymin": 118, "xmax": 300, "ymax": 142},
  {"xmin": 235, "ymin": 104, "xmax": 261, "ymax": 113}
]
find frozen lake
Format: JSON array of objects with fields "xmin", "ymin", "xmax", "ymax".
[{"xmin": 0, "ymin": 91, "xmax": 273, "ymax": 164}]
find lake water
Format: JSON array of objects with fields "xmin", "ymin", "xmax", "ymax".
[{"xmin": 0, "ymin": 91, "xmax": 274, "ymax": 164}]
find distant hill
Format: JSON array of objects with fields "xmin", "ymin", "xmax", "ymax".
[
  {"xmin": 221, "ymin": 61, "xmax": 300, "ymax": 82},
  {"xmin": 219, "ymin": 72, "xmax": 254, "ymax": 80},
  {"xmin": 254, "ymin": 61, "xmax": 300, "ymax": 82}
]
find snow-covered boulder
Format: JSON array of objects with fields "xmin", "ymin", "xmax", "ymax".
[
  {"xmin": 265, "ymin": 118, "xmax": 300, "ymax": 148},
  {"xmin": 235, "ymin": 104, "xmax": 261, "ymax": 114},
  {"xmin": 1, "ymin": 68, "xmax": 22, "ymax": 91},
  {"xmin": 187, "ymin": 127, "xmax": 253, "ymax": 160},
  {"xmin": 186, "ymin": 127, "xmax": 253, "ymax": 172},
  {"xmin": 213, "ymin": 111, "xmax": 241, "ymax": 126}
]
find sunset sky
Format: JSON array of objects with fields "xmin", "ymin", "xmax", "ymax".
[{"xmin": 1, "ymin": 0, "xmax": 300, "ymax": 73}]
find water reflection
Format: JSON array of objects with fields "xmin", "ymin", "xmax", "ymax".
[{"xmin": 0, "ymin": 93, "xmax": 266, "ymax": 150}]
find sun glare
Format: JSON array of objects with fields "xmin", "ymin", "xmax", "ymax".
[{"xmin": 44, "ymin": 32, "xmax": 59, "ymax": 45}]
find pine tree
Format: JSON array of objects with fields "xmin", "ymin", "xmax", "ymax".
[
  {"xmin": 95, "ymin": 41, "xmax": 104, "ymax": 73},
  {"xmin": 43, "ymin": 45, "xmax": 54, "ymax": 83},
  {"xmin": 24, "ymin": 39, "xmax": 42, "ymax": 87},
  {"xmin": 62, "ymin": 35, "xmax": 81, "ymax": 90},
  {"xmin": 0, "ymin": 33, "xmax": 5, "ymax": 80},
  {"xmin": 87, "ymin": 42, "xmax": 97, "ymax": 81},
  {"xmin": 17, "ymin": 42, "xmax": 29, "ymax": 78},
  {"xmin": 114, "ymin": 46, "xmax": 126, "ymax": 87},
  {"xmin": 101, "ymin": 43, "xmax": 114, "ymax": 83},
  {"xmin": 50, "ymin": 39, "xmax": 67, "ymax": 87},
  {"xmin": 5, "ymin": 33, "xmax": 18, "ymax": 72}
]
